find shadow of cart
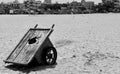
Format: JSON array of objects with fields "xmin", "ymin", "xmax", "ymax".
[{"xmin": 5, "ymin": 61, "xmax": 57, "ymax": 74}]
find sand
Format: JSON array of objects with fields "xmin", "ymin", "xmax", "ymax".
[{"xmin": 0, "ymin": 14, "xmax": 120, "ymax": 74}]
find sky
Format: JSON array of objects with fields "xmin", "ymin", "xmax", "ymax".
[{"xmin": 0, "ymin": 0, "xmax": 102, "ymax": 4}]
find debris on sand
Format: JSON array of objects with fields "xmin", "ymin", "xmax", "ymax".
[
  {"xmin": 83, "ymin": 51, "xmax": 107, "ymax": 66},
  {"xmin": 71, "ymin": 55, "xmax": 76, "ymax": 59}
]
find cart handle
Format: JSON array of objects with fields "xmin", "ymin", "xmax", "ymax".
[
  {"xmin": 34, "ymin": 24, "xmax": 54, "ymax": 29},
  {"xmin": 51, "ymin": 24, "xmax": 55, "ymax": 29},
  {"xmin": 34, "ymin": 24, "xmax": 38, "ymax": 28}
]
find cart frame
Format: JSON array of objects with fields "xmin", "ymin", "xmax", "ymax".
[{"xmin": 4, "ymin": 24, "xmax": 56, "ymax": 65}]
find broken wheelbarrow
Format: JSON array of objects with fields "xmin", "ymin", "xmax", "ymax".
[{"xmin": 4, "ymin": 24, "xmax": 57, "ymax": 65}]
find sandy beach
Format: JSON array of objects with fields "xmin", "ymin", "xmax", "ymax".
[{"xmin": 0, "ymin": 14, "xmax": 120, "ymax": 74}]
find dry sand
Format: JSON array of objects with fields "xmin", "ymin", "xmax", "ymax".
[{"xmin": 0, "ymin": 14, "xmax": 120, "ymax": 74}]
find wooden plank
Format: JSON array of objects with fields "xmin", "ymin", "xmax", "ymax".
[
  {"xmin": 25, "ymin": 31, "xmax": 46, "ymax": 63},
  {"xmin": 23, "ymin": 30, "xmax": 49, "ymax": 64},
  {"xmin": 7, "ymin": 30, "xmax": 32, "ymax": 61},
  {"xmin": 13, "ymin": 30, "xmax": 49, "ymax": 64},
  {"xmin": 13, "ymin": 30, "xmax": 34, "ymax": 62},
  {"xmin": 20, "ymin": 30, "xmax": 40, "ymax": 63},
  {"xmin": 23, "ymin": 31, "xmax": 41, "ymax": 62},
  {"xmin": 27, "ymin": 28, "xmax": 54, "ymax": 64},
  {"xmin": 13, "ymin": 29, "xmax": 36, "ymax": 63},
  {"xmin": 6, "ymin": 25, "xmax": 38, "ymax": 62}
]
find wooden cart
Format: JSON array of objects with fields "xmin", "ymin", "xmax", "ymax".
[{"xmin": 4, "ymin": 24, "xmax": 57, "ymax": 65}]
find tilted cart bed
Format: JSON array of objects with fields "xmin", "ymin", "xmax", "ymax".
[{"xmin": 4, "ymin": 24, "xmax": 57, "ymax": 65}]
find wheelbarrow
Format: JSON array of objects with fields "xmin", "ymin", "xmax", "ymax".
[{"xmin": 4, "ymin": 24, "xmax": 57, "ymax": 65}]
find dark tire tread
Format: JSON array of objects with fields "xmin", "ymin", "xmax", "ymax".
[{"xmin": 42, "ymin": 47, "xmax": 57, "ymax": 65}]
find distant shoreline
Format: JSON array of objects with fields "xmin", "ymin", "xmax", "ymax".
[{"xmin": 0, "ymin": 13, "xmax": 120, "ymax": 16}]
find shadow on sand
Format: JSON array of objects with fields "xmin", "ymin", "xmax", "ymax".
[
  {"xmin": 5, "ymin": 61, "xmax": 57, "ymax": 74},
  {"xmin": 55, "ymin": 39, "xmax": 74, "ymax": 48}
]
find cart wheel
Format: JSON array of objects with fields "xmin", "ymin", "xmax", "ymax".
[{"xmin": 42, "ymin": 47, "xmax": 57, "ymax": 65}]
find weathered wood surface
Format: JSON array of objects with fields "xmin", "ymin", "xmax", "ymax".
[{"xmin": 6, "ymin": 29, "xmax": 50, "ymax": 64}]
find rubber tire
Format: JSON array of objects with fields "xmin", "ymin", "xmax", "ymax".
[{"xmin": 42, "ymin": 47, "xmax": 57, "ymax": 65}]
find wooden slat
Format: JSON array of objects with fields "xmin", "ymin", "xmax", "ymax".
[
  {"xmin": 27, "ymin": 28, "xmax": 53, "ymax": 64},
  {"xmin": 13, "ymin": 30, "xmax": 49, "ymax": 64},
  {"xmin": 14, "ymin": 30, "xmax": 34, "ymax": 61},
  {"xmin": 20, "ymin": 30, "xmax": 40, "ymax": 63},
  {"xmin": 14, "ymin": 29, "xmax": 36, "ymax": 63},
  {"xmin": 25, "ymin": 31, "xmax": 46, "ymax": 63},
  {"xmin": 23, "ymin": 31, "xmax": 41, "ymax": 63},
  {"xmin": 6, "ymin": 24, "xmax": 38, "ymax": 62},
  {"xmin": 24, "ymin": 30, "xmax": 49, "ymax": 63},
  {"xmin": 7, "ymin": 30, "xmax": 32, "ymax": 61}
]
